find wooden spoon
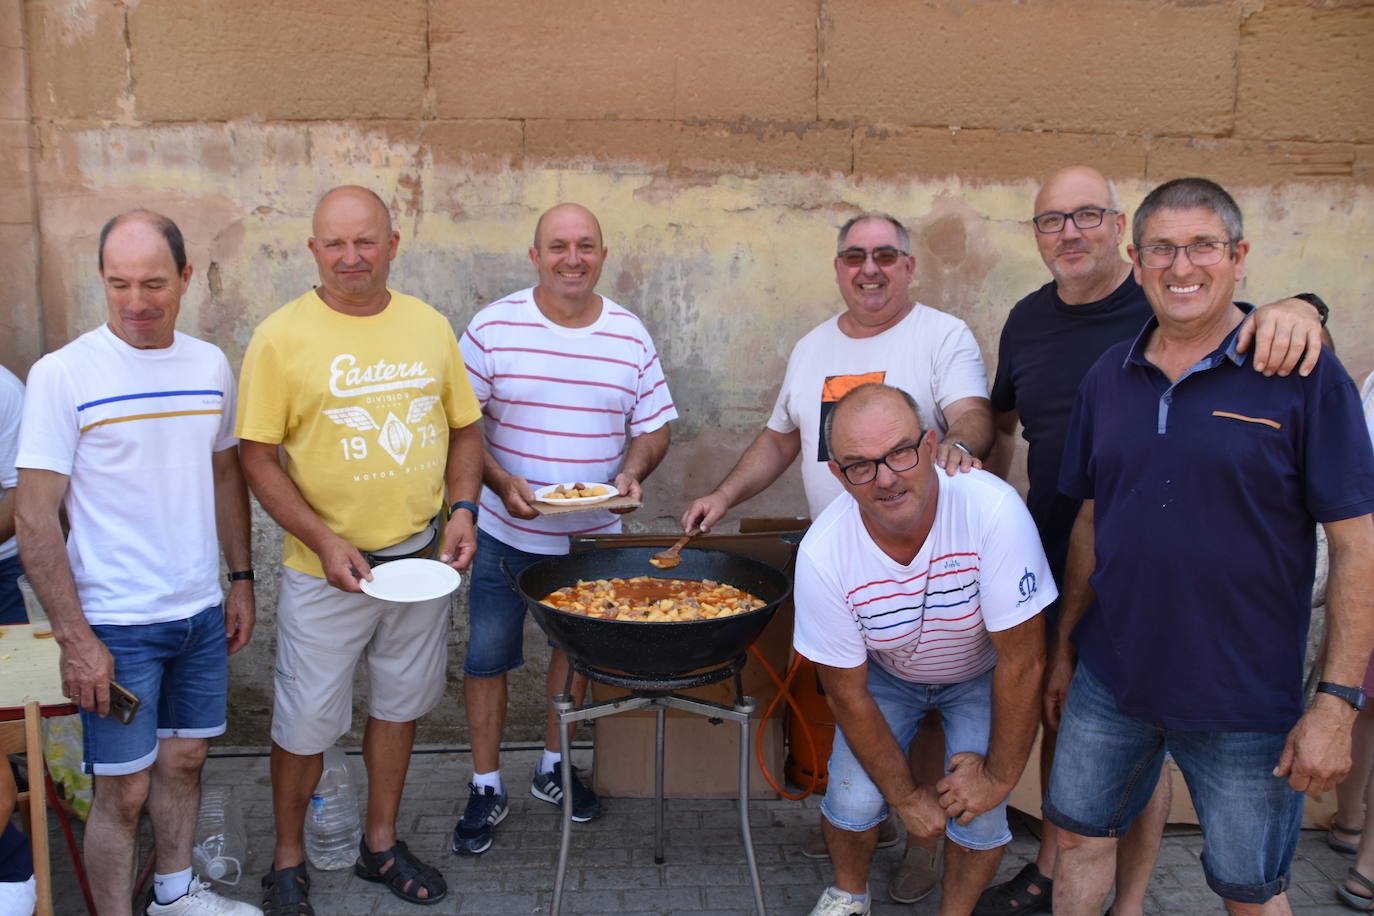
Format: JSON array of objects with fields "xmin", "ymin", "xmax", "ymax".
[{"xmin": 649, "ymin": 527, "xmax": 700, "ymax": 570}]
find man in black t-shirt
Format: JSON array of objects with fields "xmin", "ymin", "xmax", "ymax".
[{"xmin": 975, "ymin": 165, "xmax": 1326, "ymax": 916}]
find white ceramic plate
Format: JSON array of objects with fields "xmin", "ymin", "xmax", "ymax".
[
  {"xmin": 360, "ymin": 558, "xmax": 462, "ymax": 603},
  {"xmin": 534, "ymin": 482, "xmax": 618, "ymax": 506}
]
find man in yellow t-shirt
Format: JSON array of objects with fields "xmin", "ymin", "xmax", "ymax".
[{"xmin": 237, "ymin": 186, "xmax": 482, "ymax": 912}]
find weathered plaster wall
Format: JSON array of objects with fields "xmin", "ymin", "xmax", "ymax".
[{"xmin": 10, "ymin": 0, "xmax": 1374, "ymax": 746}]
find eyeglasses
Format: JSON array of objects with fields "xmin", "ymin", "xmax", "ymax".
[
  {"xmin": 836, "ymin": 444, "xmax": 921, "ymax": 486},
  {"xmin": 837, "ymin": 246, "xmax": 908, "ymax": 268},
  {"xmin": 1031, "ymin": 207, "xmax": 1119, "ymax": 234},
  {"xmin": 1135, "ymin": 240, "xmax": 1234, "ymax": 269}
]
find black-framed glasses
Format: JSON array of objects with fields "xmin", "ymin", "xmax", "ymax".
[
  {"xmin": 837, "ymin": 246, "xmax": 908, "ymax": 268},
  {"xmin": 1032, "ymin": 207, "xmax": 1119, "ymax": 234},
  {"xmin": 1136, "ymin": 240, "xmax": 1234, "ymax": 269},
  {"xmin": 836, "ymin": 444, "xmax": 921, "ymax": 486}
]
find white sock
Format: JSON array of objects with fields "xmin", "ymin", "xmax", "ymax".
[
  {"xmin": 538, "ymin": 749, "xmax": 561, "ymax": 775},
  {"xmin": 472, "ymin": 769, "xmax": 503, "ymax": 794},
  {"xmin": 153, "ymin": 867, "xmax": 193, "ymax": 904}
]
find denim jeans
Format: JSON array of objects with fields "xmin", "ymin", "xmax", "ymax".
[
  {"xmin": 821, "ymin": 663, "xmax": 1011, "ymax": 851},
  {"xmin": 1045, "ymin": 662, "xmax": 1301, "ymax": 903}
]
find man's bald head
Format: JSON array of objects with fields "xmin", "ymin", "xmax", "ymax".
[
  {"xmin": 313, "ymin": 185, "xmax": 393, "ymax": 237},
  {"xmin": 533, "ymin": 203, "xmax": 603, "ymax": 250},
  {"xmin": 824, "ymin": 383, "xmax": 926, "ymax": 459},
  {"xmin": 1031, "ymin": 165, "xmax": 1128, "ymax": 301},
  {"xmin": 98, "ymin": 209, "xmax": 187, "ymax": 275},
  {"xmin": 308, "ymin": 185, "xmax": 399, "ymax": 312},
  {"xmin": 1034, "ymin": 166, "xmax": 1120, "ymax": 216}
]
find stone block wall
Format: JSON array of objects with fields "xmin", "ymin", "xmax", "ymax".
[{"xmin": 7, "ymin": 0, "xmax": 1373, "ymax": 745}]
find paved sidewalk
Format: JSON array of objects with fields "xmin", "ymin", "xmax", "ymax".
[{"xmin": 47, "ymin": 745, "xmax": 1363, "ymax": 914}]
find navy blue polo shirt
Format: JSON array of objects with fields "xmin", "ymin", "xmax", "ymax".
[{"xmin": 1059, "ymin": 305, "xmax": 1374, "ymax": 732}]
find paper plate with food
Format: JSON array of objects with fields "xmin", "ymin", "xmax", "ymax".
[{"xmin": 534, "ymin": 481, "xmax": 618, "ymax": 506}]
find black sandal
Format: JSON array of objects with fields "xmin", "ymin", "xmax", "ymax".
[
  {"xmin": 1331, "ymin": 821, "xmax": 1365, "ymax": 855},
  {"xmin": 973, "ymin": 862, "xmax": 1052, "ymax": 916},
  {"xmin": 355, "ymin": 837, "xmax": 448, "ymax": 905},
  {"xmin": 261, "ymin": 863, "xmax": 313, "ymax": 916}
]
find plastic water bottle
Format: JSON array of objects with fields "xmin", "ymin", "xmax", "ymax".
[
  {"xmin": 192, "ymin": 788, "xmax": 245, "ymax": 886},
  {"xmin": 305, "ymin": 745, "xmax": 362, "ymax": 870}
]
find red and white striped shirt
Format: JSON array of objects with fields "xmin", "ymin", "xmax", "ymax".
[
  {"xmin": 461, "ymin": 288, "xmax": 677, "ymax": 554},
  {"xmin": 794, "ymin": 469, "xmax": 1054, "ymax": 684}
]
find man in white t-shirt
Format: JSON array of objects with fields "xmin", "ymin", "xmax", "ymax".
[
  {"xmin": 681, "ymin": 212, "xmax": 994, "ymax": 901},
  {"xmin": 15, "ymin": 211, "xmax": 258, "ymax": 916},
  {"xmin": 0, "ymin": 366, "xmax": 24, "ymax": 623},
  {"xmin": 795, "ymin": 384, "xmax": 1052, "ymax": 916},
  {"xmin": 453, "ymin": 203, "xmax": 676, "ymax": 856}
]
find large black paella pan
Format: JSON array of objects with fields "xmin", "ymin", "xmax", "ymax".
[{"xmin": 506, "ymin": 547, "xmax": 792, "ymax": 679}]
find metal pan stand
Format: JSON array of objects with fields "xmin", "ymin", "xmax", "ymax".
[{"xmin": 549, "ymin": 656, "xmax": 767, "ymax": 916}]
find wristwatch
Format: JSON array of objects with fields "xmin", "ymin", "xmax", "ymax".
[
  {"xmin": 450, "ymin": 500, "xmax": 480, "ymax": 521},
  {"xmin": 226, "ymin": 570, "xmax": 254, "ymax": 583},
  {"xmin": 1316, "ymin": 681, "xmax": 1366, "ymax": 711},
  {"xmin": 1293, "ymin": 293, "xmax": 1329, "ymax": 327}
]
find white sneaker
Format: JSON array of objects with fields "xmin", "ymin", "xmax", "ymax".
[
  {"xmin": 807, "ymin": 885, "xmax": 871, "ymax": 916},
  {"xmin": 147, "ymin": 881, "xmax": 263, "ymax": 916}
]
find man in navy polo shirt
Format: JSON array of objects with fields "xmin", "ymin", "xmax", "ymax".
[
  {"xmin": 1044, "ymin": 177, "xmax": 1374, "ymax": 916},
  {"xmin": 978, "ymin": 166, "xmax": 1327, "ymax": 916}
]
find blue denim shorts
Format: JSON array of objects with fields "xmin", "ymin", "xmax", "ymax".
[
  {"xmin": 0, "ymin": 554, "xmax": 25, "ymax": 624},
  {"xmin": 1045, "ymin": 663, "xmax": 1302, "ymax": 904},
  {"xmin": 81, "ymin": 604, "xmax": 228, "ymax": 776},
  {"xmin": 463, "ymin": 529, "xmax": 552, "ymax": 678},
  {"xmin": 821, "ymin": 664, "xmax": 1011, "ymax": 851}
]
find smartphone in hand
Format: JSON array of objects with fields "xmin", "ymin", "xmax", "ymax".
[{"xmin": 108, "ymin": 680, "xmax": 141, "ymax": 725}]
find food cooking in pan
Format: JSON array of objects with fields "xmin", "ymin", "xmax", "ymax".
[{"xmin": 541, "ymin": 576, "xmax": 767, "ymax": 622}]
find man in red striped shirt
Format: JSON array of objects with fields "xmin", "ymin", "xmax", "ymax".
[
  {"xmin": 453, "ymin": 203, "xmax": 676, "ymax": 856},
  {"xmin": 794, "ymin": 384, "xmax": 1051, "ymax": 916}
]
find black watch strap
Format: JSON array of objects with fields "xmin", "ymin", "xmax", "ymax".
[
  {"xmin": 1317, "ymin": 681, "xmax": 1366, "ymax": 711},
  {"xmin": 227, "ymin": 570, "xmax": 254, "ymax": 583},
  {"xmin": 450, "ymin": 499, "xmax": 479, "ymax": 521},
  {"xmin": 1293, "ymin": 292, "xmax": 1329, "ymax": 327}
]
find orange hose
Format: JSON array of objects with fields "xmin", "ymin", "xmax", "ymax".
[{"xmin": 749, "ymin": 644, "xmax": 825, "ymax": 800}]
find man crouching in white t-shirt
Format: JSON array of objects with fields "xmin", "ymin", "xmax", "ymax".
[{"xmin": 795, "ymin": 384, "xmax": 1053, "ymax": 916}]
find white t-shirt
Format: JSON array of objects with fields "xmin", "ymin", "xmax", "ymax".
[
  {"xmin": 16, "ymin": 325, "xmax": 237, "ymax": 625},
  {"xmin": 461, "ymin": 288, "xmax": 677, "ymax": 554},
  {"xmin": 794, "ymin": 469, "xmax": 1055, "ymax": 685},
  {"xmin": 767, "ymin": 303, "xmax": 989, "ymax": 518},
  {"xmin": 1363, "ymin": 371, "xmax": 1374, "ymax": 443},
  {"xmin": 0, "ymin": 366, "xmax": 23, "ymax": 561}
]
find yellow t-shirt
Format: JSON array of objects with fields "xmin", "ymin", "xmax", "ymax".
[{"xmin": 236, "ymin": 289, "xmax": 481, "ymax": 577}]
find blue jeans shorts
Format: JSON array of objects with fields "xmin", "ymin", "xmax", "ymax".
[
  {"xmin": 81, "ymin": 604, "xmax": 228, "ymax": 776},
  {"xmin": 821, "ymin": 664, "xmax": 1011, "ymax": 852},
  {"xmin": 1045, "ymin": 663, "xmax": 1302, "ymax": 904},
  {"xmin": 0, "ymin": 554, "xmax": 25, "ymax": 624},
  {"xmin": 464, "ymin": 529, "xmax": 553, "ymax": 678}
]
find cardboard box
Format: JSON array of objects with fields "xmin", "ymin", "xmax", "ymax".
[
  {"xmin": 574, "ymin": 528, "xmax": 803, "ymax": 799},
  {"xmin": 592, "ymin": 710, "xmax": 786, "ymax": 799}
]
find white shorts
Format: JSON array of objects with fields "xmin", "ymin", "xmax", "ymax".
[{"xmin": 271, "ymin": 567, "xmax": 450, "ymax": 755}]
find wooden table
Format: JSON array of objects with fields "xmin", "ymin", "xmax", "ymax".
[
  {"xmin": 0, "ymin": 624, "xmax": 94, "ymax": 915},
  {"xmin": 0, "ymin": 624, "xmax": 72, "ymax": 716}
]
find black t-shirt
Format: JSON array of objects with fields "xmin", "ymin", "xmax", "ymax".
[{"xmin": 990, "ymin": 274, "xmax": 1151, "ymax": 585}]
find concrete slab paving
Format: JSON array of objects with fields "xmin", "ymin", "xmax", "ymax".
[{"xmin": 42, "ymin": 746, "xmax": 1363, "ymax": 914}]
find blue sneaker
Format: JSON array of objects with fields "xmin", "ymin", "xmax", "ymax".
[
  {"xmin": 452, "ymin": 783, "xmax": 508, "ymax": 855},
  {"xmin": 530, "ymin": 762, "xmax": 602, "ymax": 822}
]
